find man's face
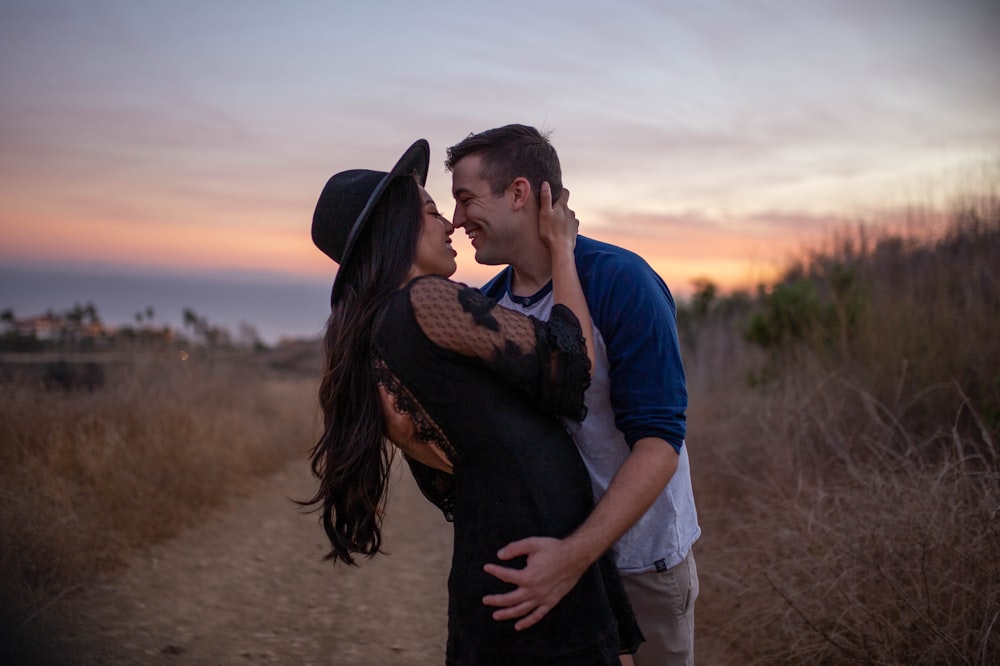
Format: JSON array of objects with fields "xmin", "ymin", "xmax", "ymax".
[{"xmin": 450, "ymin": 154, "xmax": 527, "ymax": 266}]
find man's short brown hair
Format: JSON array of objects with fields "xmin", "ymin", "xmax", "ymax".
[{"xmin": 445, "ymin": 124, "xmax": 563, "ymax": 201}]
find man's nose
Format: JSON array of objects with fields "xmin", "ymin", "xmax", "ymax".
[{"xmin": 451, "ymin": 205, "xmax": 467, "ymax": 228}]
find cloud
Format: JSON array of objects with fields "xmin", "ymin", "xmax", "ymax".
[
  {"xmin": 2, "ymin": 0, "xmax": 998, "ymax": 310},
  {"xmin": 592, "ymin": 207, "xmax": 839, "ymax": 251}
]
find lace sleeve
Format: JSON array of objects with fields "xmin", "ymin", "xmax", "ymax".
[
  {"xmin": 408, "ymin": 276, "xmax": 590, "ymax": 420},
  {"xmin": 373, "ymin": 355, "xmax": 455, "ymax": 521},
  {"xmin": 402, "ymin": 457, "xmax": 455, "ymax": 522}
]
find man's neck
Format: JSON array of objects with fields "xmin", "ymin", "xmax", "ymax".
[{"xmin": 509, "ymin": 250, "xmax": 553, "ymax": 297}]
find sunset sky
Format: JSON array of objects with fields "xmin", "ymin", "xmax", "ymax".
[{"xmin": 2, "ymin": 0, "xmax": 998, "ymax": 301}]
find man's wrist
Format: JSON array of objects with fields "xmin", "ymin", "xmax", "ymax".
[
  {"xmin": 550, "ymin": 248, "xmax": 576, "ymax": 268},
  {"xmin": 563, "ymin": 529, "xmax": 608, "ymax": 572}
]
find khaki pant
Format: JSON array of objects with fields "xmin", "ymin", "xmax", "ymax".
[{"xmin": 621, "ymin": 550, "xmax": 699, "ymax": 666}]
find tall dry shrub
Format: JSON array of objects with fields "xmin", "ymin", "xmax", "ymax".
[
  {"xmin": 0, "ymin": 350, "xmax": 319, "ymax": 627},
  {"xmin": 688, "ymin": 186, "xmax": 1000, "ymax": 664},
  {"xmin": 746, "ymin": 193, "xmax": 1000, "ymax": 453}
]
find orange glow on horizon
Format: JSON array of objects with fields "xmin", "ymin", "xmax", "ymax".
[
  {"xmin": 0, "ymin": 194, "xmax": 904, "ymax": 302},
  {"xmin": 446, "ymin": 222, "xmax": 799, "ymax": 298}
]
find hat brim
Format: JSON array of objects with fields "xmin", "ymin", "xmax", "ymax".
[{"xmin": 330, "ymin": 139, "xmax": 430, "ymax": 305}]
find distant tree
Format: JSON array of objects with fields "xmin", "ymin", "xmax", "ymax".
[
  {"xmin": 182, "ymin": 307, "xmax": 205, "ymax": 343},
  {"xmin": 677, "ymin": 278, "xmax": 716, "ymax": 352},
  {"xmin": 237, "ymin": 322, "xmax": 264, "ymax": 350},
  {"xmin": 0, "ymin": 308, "xmax": 16, "ymax": 339},
  {"xmin": 204, "ymin": 325, "xmax": 231, "ymax": 348},
  {"xmin": 82, "ymin": 302, "xmax": 100, "ymax": 326},
  {"xmin": 744, "ymin": 279, "xmax": 832, "ymax": 351},
  {"xmin": 181, "ymin": 307, "xmax": 231, "ymax": 348},
  {"xmin": 66, "ymin": 303, "xmax": 85, "ymax": 325},
  {"xmin": 182, "ymin": 307, "xmax": 200, "ymax": 332},
  {"xmin": 690, "ymin": 278, "xmax": 718, "ymax": 318}
]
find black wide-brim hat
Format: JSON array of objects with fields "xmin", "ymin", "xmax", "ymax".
[{"xmin": 312, "ymin": 139, "xmax": 430, "ymax": 305}]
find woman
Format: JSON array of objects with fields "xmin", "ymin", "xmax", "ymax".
[{"xmin": 305, "ymin": 140, "xmax": 640, "ymax": 665}]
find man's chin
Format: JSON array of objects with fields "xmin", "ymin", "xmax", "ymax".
[{"xmin": 473, "ymin": 250, "xmax": 504, "ymax": 266}]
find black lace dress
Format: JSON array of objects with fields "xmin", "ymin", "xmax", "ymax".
[{"xmin": 373, "ymin": 275, "xmax": 640, "ymax": 666}]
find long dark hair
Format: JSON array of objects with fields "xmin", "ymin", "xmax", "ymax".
[{"xmin": 303, "ymin": 175, "xmax": 422, "ymax": 565}]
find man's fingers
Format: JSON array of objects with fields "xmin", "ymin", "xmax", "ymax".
[
  {"xmin": 555, "ymin": 186, "xmax": 570, "ymax": 207},
  {"xmin": 483, "ymin": 562, "xmax": 526, "ymax": 585},
  {"xmin": 482, "ymin": 586, "xmax": 525, "ymax": 608},
  {"xmin": 513, "ymin": 605, "xmax": 552, "ymax": 631},
  {"xmin": 540, "ymin": 181, "xmax": 552, "ymax": 211},
  {"xmin": 496, "ymin": 537, "xmax": 541, "ymax": 561},
  {"xmin": 490, "ymin": 600, "xmax": 536, "ymax": 621}
]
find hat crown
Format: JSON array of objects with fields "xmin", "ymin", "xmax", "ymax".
[
  {"xmin": 311, "ymin": 139, "xmax": 430, "ymax": 305},
  {"xmin": 311, "ymin": 169, "xmax": 387, "ymax": 264}
]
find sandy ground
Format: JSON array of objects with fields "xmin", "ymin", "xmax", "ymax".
[{"xmin": 12, "ymin": 460, "xmax": 454, "ymax": 666}]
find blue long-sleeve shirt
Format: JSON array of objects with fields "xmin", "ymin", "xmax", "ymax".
[{"xmin": 481, "ymin": 235, "xmax": 700, "ymax": 572}]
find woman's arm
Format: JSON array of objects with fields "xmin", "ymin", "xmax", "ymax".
[
  {"xmin": 406, "ymin": 275, "xmax": 590, "ymax": 420},
  {"xmin": 379, "ymin": 384, "xmax": 453, "ymax": 473},
  {"xmin": 538, "ymin": 182, "xmax": 594, "ymax": 372}
]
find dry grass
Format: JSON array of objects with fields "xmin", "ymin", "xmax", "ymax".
[
  {"xmin": 691, "ymin": 377, "xmax": 1000, "ymax": 664},
  {"xmin": 688, "ymin": 190, "xmax": 1000, "ymax": 664},
  {"xmin": 0, "ymin": 349, "xmax": 320, "ymax": 628}
]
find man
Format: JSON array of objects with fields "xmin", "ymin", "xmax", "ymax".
[{"xmin": 446, "ymin": 124, "xmax": 701, "ymax": 666}]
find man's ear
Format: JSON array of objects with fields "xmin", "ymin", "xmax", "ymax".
[{"xmin": 509, "ymin": 177, "xmax": 533, "ymax": 212}]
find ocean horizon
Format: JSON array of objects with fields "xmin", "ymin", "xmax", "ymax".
[{"xmin": 1, "ymin": 265, "xmax": 335, "ymax": 346}]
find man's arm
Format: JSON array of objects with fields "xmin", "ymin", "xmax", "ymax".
[
  {"xmin": 483, "ymin": 246, "xmax": 687, "ymax": 629},
  {"xmin": 482, "ymin": 436, "xmax": 678, "ymax": 630}
]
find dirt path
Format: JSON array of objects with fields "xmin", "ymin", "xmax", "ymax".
[{"xmin": 22, "ymin": 459, "xmax": 454, "ymax": 665}]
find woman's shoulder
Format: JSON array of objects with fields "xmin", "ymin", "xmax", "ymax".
[
  {"xmin": 401, "ymin": 275, "xmax": 506, "ymax": 341},
  {"xmin": 403, "ymin": 275, "xmax": 479, "ymax": 302},
  {"xmin": 395, "ymin": 276, "xmax": 464, "ymax": 323},
  {"xmin": 379, "ymin": 277, "xmax": 457, "ymax": 328},
  {"xmin": 404, "ymin": 273, "xmax": 455, "ymax": 289}
]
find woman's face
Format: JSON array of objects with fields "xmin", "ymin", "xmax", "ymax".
[{"xmin": 410, "ymin": 186, "xmax": 457, "ymax": 279}]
